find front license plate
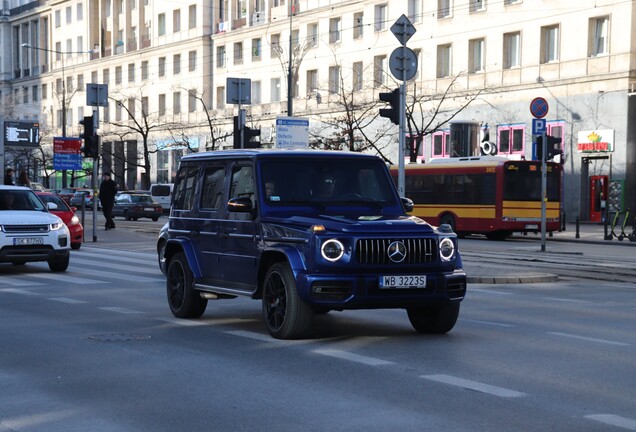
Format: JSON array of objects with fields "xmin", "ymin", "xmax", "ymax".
[
  {"xmin": 144, "ymin": 207, "xmax": 154, "ymax": 211},
  {"xmin": 380, "ymin": 275, "xmax": 427, "ymax": 289},
  {"xmin": 13, "ymin": 237, "xmax": 44, "ymax": 246}
]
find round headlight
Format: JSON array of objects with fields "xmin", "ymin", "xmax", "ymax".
[
  {"xmin": 321, "ymin": 239, "xmax": 344, "ymax": 262},
  {"xmin": 439, "ymin": 238, "xmax": 455, "ymax": 261},
  {"xmin": 70, "ymin": 215, "xmax": 80, "ymax": 225}
]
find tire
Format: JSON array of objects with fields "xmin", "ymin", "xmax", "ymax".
[
  {"xmin": 157, "ymin": 239, "xmax": 167, "ymax": 275},
  {"xmin": 485, "ymin": 231, "xmax": 511, "ymax": 241},
  {"xmin": 262, "ymin": 262, "xmax": 313, "ymax": 339},
  {"xmin": 71, "ymin": 242, "xmax": 82, "ymax": 250},
  {"xmin": 124, "ymin": 210, "xmax": 131, "ymax": 221},
  {"xmin": 166, "ymin": 251, "xmax": 207, "ymax": 318},
  {"xmin": 152, "ymin": 217, "xmax": 159, "ymax": 222},
  {"xmin": 48, "ymin": 253, "xmax": 70, "ymax": 272},
  {"xmin": 439, "ymin": 213, "xmax": 457, "ymax": 232},
  {"xmin": 407, "ymin": 302, "xmax": 460, "ymax": 334}
]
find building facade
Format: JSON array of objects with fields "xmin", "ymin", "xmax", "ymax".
[{"xmin": 1, "ymin": 0, "xmax": 634, "ymax": 220}]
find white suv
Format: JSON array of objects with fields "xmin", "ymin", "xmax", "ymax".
[{"xmin": 0, "ymin": 186, "xmax": 71, "ymax": 272}]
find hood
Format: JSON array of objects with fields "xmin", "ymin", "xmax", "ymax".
[
  {"xmin": 262, "ymin": 214, "xmax": 435, "ymax": 235},
  {"xmin": 0, "ymin": 211, "xmax": 63, "ymax": 225}
]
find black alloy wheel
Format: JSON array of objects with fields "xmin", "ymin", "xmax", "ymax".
[{"xmin": 166, "ymin": 252, "xmax": 207, "ymax": 318}]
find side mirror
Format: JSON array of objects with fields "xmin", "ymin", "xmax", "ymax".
[
  {"xmin": 227, "ymin": 196, "xmax": 253, "ymax": 213},
  {"xmin": 401, "ymin": 197, "xmax": 414, "ymax": 213},
  {"xmin": 46, "ymin": 202, "xmax": 59, "ymax": 211}
]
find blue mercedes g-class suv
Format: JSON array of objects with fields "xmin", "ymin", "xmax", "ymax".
[{"xmin": 163, "ymin": 150, "xmax": 467, "ymax": 339}]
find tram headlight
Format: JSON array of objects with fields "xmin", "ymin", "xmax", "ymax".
[{"xmin": 439, "ymin": 237, "xmax": 456, "ymax": 261}]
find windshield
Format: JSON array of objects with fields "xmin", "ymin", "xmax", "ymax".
[
  {"xmin": 132, "ymin": 195, "xmax": 154, "ymax": 204},
  {"xmin": 0, "ymin": 190, "xmax": 47, "ymax": 211},
  {"xmin": 259, "ymin": 157, "xmax": 398, "ymax": 210},
  {"xmin": 37, "ymin": 194, "xmax": 69, "ymax": 210}
]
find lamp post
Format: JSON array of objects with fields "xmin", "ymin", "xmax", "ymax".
[{"xmin": 22, "ymin": 43, "xmax": 92, "ymax": 188}]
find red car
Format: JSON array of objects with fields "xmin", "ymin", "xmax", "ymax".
[{"xmin": 36, "ymin": 191, "xmax": 84, "ymax": 250}]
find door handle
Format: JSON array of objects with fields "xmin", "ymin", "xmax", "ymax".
[{"xmin": 220, "ymin": 228, "xmax": 236, "ymax": 239}]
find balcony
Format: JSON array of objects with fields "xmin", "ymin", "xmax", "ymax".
[
  {"xmin": 232, "ymin": 17, "xmax": 246, "ymax": 30},
  {"xmin": 141, "ymin": 35, "xmax": 151, "ymax": 48},
  {"xmin": 127, "ymin": 37, "xmax": 137, "ymax": 51},
  {"xmin": 216, "ymin": 21, "xmax": 229, "ymax": 33}
]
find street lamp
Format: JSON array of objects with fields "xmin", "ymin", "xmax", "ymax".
[{"xmin": 22, "ymin": 43, "xmax": 93, "ymax": 187}]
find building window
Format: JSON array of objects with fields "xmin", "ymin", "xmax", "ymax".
[
  {"xmin": 468, "ymin": 38, "xmax": 484, "ymax": 73},
  {"xmin": 541, "ymin": 25, "xmax": 559, "ymax": 63},
  {"xmin": 216, "ymin": 86, "xmax": 225, "ymax": 109},
  {"xmin": 437, "ymin": 44, "xmax": 452, "ymax": 78},
  {"xmin": 158, "ymin": 57, "xmax": 166, "ymax": 76},
  {"xmin": 103, "ymin": 69, "xmax": 110, "ymax": 85},
  {"xmin": 189, "ymin": 4, "xmax": 197, "ymax": 29},
  {"xmin": 271, "ymin": 78, "xmax": 281, "ymax": 102},
  {"xmin": 252, "ymin": 38, "xmax": 261, "ymax": 60},
  {"xmin": 590, "ymin": 16, "xmax": 609, "ymax": 56},
  {"xmin": 271, "ymin": 34, "xmax": 281, "ymax": 58},
  {"xmin": 142, "ymin": 96, "xmax": 149, "ymax": 116},
  {"xmin": 173, "ymin": 54, "xmax": 181, "ymax": 75},
  {"xmin": 374, "ymin": 4, "xmax": 387, "ymax": 32},
  {"xmin": 292, "ymin": 30, "xmax": 299, "ymax": 50},
  {"xmin": 189, "ymin": 50, "xmax": 196, "ymax": 71},
  {"xmin": 306, "ymin": 69, "xmax": 318, "ymax": 95},
  {"xmin": 158, "ymin": 94, "xmax": 166, "ymax": 116},
  {"xmin": 77, "ymin": 3, "xmax": 83, "ymax": 20},
  {"xmin": 173, "ymin": 91, "xmax": 181, "ymax": 114},
  {"xmin": 353, "ymin": 12, "xmax": 364, "ymax": 39},
  {"xmin": 188, "ymin": 90, "xmax": 197, "ymax": 113},
  {"xmin": 497, "ymin": 124, "xmax": 525, "ymax": 155},
  {"xmin": 503, "ymin": 31, "xmax": 520, "ymax": 68},
  {"xmin": 115, "ymin": 66, "xmax": 122, "ymax": 84},
  {"xmin": 158, "ymin": 13, "xmax": 166, "ymax": 36},
  {"xmin": 234, "ymin": 42, "xmax": 243, "ymax": 65},
  {"xmin": 77, "ymin": 74, "xmax": 84, "ymax": 91},
  {"xmin": 329, "ymin": 18, "xmax": 341, "ymax": 44},
  {"xmin": 438, "ymin": 0, "xmax": 451, "ymax": 18},
  {"xmin": 77, "ymin": 36, "xmax": 83, "ymax": 52},
  {"xmin": 128, "ymin": 63, "xmax": 135, "ymax": 82},
  {"xmin": 127, "ymin": 98, "xmax": 135, "ymax": 119},
  {"xmin": 373, "ymin": 55, "xmax": 386, "ymax": 87},
  {"xmin": 173, "ymin": 9, "xmax": 181, "ymax": 32},
  {"xmin": 66, "ymin": 6, "xmax": 72, "ymax": 24},
  {"xmin": 252, "ymin": 81, "xmax": 261, "ymax": 104},
  {"xmin": 329, "ymin": 66, "xmax": 340, "ymax": 94},
  {"xmin": 23, "ymin": 87, "xmax": 28, "ymax": 104},
  {"xmin": 32, "ymin": 85, "xmax": 39, "ymax": 101},
  {"xmin": 55, "ymin": 10, "xmax": 61, "ymax": 27},
  {"xmin": 432, "ymin": 131, "xmax": 451, "ymax": 158},
  {"xmin": 308, "ymin": 23, "xmax": 318, "ymax": 47},
  {"xmin": 42, "ymin": 84, "xmax": 48, "ymax": 100},
  {"xmin": 408, "ymin": 0, "xmax": 421, "ymax": 22},
  {"xmin": 141, "ymin": 61, "xmax": 148, "ymax": 80},
  {"xmin": 217, "ymin": 46, "xmax": 226, "ymax": 67},
  {"xmin": 352, "ymin": 61, "xmax": 363, "ymax": 91},
  {"xmin": 470, "ymin": 0, "xmax": 485, "ymax": 13}
]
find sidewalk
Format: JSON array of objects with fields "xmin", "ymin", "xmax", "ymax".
[{"xmin": 518, "ymin": 222, "xmax": 636, "ymax": 246}]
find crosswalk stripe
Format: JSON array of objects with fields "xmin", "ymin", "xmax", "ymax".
[
  {"xmin": 28, "ymin": 272, "xmax": 109, "ymax": 285},
  {"xmin": 70, "ymin": 257, "xmax": 161, "ymax": 275},
  {"xmin": 0, "ymin": 288, "xmax": 39, "ymax": 295},
  {"xmin": 70, "ymin": 267, "xmax": 163, "ymax": 283},
  {"xmin": 78, "ymin": 248, "xmax": 156, "ymax": 261},
  {"xmin": 0, "ymin": 276, "xmax": 46, "ymax": 287}
]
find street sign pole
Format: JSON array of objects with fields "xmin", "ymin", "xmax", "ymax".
[{"xmin": 540, "ymin": 131, "xmax": 547, "ymax": 252}]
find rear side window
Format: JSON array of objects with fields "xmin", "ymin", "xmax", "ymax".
[
  {"xmin": 152, "ymin": 185, "xmax": 172, "ymax": 196},
  {"xmin": 200, "ymin": 165, "xmax": 226, "ymax": 210},
  {"xmin": 173, "ymin": 166, "xmax": 200, "ymax": 210}
]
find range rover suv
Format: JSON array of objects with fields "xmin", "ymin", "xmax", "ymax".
[
  {"xmin": 163, "ymin": 150, "xmax": 467, "ymax": 339},
  {"xmin": 0, "ymin": 186, "xmax": 71, "ymax": 272}
]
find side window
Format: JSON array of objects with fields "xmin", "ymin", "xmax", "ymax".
[
  {"xmin": 200, "ymin": 165, "xmax": 226, "ymax": 210},
  {"xmin": 229, "ymin": 165, "xmax": 254, "ymax": 205},
  {"xmin": 173, "ymin": 165, "xmax": 200, "ymax": 210}
]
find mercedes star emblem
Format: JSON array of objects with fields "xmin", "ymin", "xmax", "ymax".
[{"xmin": 387, "ymin": 241, "xmax": 407, "ymax": 263}]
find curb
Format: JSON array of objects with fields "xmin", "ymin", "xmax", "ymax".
[{"xmin": 467, "ymin": 274, "xmax": 559, "ymax": 284}]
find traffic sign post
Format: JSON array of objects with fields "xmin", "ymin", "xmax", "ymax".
[{"xmin": 530, "ymin": 98, "xmax": 549, "ymax": 252}]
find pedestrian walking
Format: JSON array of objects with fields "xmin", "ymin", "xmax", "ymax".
[
  {"xmin": 99, "ymin": 172, "xmax": 118, "ymax": 230},
  {"xmin": 16, "ymin": 171, "xmax": 31, "ymax": 188},
  {"xmin": 4, "ymin": 168, "xmax": 15, "ymax": 185}
]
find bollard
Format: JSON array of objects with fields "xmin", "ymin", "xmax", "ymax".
[
  {"xmin": 575, "ymin": 216, "xmax": 580, "ymax": 239},
  {"xmin": 562, "ymin": 212, "xmax": 566, "ymax": 231}
]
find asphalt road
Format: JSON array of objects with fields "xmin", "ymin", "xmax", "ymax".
[{"xmin": 1, "ymin": 218, "xmax": 635, "ymax": 431}]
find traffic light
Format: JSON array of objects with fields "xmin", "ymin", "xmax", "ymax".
[
  {"xmin": 233, "ymin": 116, "xmax": 261, "ymax": 149},
  {"xmin": 535, "ymin": 135, "xmax": 563, "ymax": 162},
  {"xmin": 379, "ymin": 88, "xmax": 400, "ymax": 125},
  {"xmin": 79, "ymin": 115, "xmax": 98, "ymax": 158}
]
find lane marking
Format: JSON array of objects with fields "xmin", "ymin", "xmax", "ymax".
[
  {"xmin": 0, "ymin": 276, "xmax": 46, "ymax": 287},
  {"xmin": 468, "ymin": 288, "xmax": 514, "ymax": 295},
  {"xmin": 155, "ymin": 318, "xmax": 209, "ymax": 327},
  {"xmin": 28, "ymin": 273, "xmax": 109, "ymax": 285},
  {"xmin": 541, "ymin": 297, "xmax": 591, "ymax": 304},
  {"xmin": 98, "ymin": 307, "xmax": 144, "ymax": 314},
  {"xmin": 547, "ymin": 332, "xmax": 630, "ymax": 347},
  {"xmin": 0, "ymin": 288, "xmax": 39, "ymax": 296},
  {"xmin": 48, "ymin": 297, "xmax": 88, "ymax": 304},
  {"xmin": 585, "ymin": 414, "xmax": 636, "ymax": 430},
  {"xmin": 421, "ymin": 374, "xmax": 526, "ymax": 398},
  {"xmin": 462, "ymin": 319, "xmax": 515, "ymax": 328},
  {"xmin": 313, "ymin": 349, "xmax": 394, "ymax": 366}
]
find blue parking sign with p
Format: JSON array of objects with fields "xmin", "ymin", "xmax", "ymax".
[{"xmin": 532, "ymin": 118, "xmax": 546, "ymax": 135}]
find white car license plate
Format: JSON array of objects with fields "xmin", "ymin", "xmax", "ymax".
[
  {"xmin": 144, "ymin": 207, "xmax": 155, "ymax": 211},
  {"xmin": 380, "ymin": 275, "xmax": 427, "ymax": 289},
  {"xmin": 13, "ymin": 237, "xmax": 44, "ymax": 246},
  {"xmin": 525, "ymin": 224, "xmax": 539, "ymax": 230}
]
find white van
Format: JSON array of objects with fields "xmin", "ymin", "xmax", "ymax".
[{"xmin": 149, "ymin": 183, "xmax": 174, "ymax": 212}]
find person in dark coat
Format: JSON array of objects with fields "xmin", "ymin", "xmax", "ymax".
[
  {"xmin": 4, "ymin": 168, "xmax": 15, "ymax": 185},
  {"xmin": 99, "ymin": 172, "xmax": 118, "ymax": 230}
]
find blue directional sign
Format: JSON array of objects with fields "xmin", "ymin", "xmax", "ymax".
[
  {"xmin": 530, "ymin": 97, "xmax": 549, "ymax": 119},
  {"xmin": 532, "ymin": 118, "xmax": 546, "ymax": 135}
]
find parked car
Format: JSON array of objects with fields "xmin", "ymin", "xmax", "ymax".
[
  {"xmin": 162, "ymin": 150, "xmax": 467, "ymax": 339},
  {"xmin": 36, "ymin": 191, "xmax": 84, "ymax": 249},
  {"xmin": 150, "ymin": 183, "xmax": 174, "ymax": 213},
  {"xmin": 56, "ymin": 187, "xmax": 82, "ymax": 204},
  {"xmin": 112, "ymin": 193, "xmax": 163, "ymax": 221},
  {"xmin": 30, "ymin": 182, "xmax": 46, "ymax": 191},
  {"xmin": 70, "ymin": 189, "xmax": 101, "ymax": 210},
  {"xmin": 0, "ymin": 185, "xmax": 71, "ymax": 271}
]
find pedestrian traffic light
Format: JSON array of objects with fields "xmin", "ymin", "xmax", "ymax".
[
  {"xmin": 233, "ymin": 116, "xmax": 262, "ymax": 149},
  {"xmin": 535, "ymin": 135, "xmax": 563, "ymax": 162},
  {"xmin": 79, "ymin": 115, "xmax": 99, "ymax": 158},
  {"xmin": 379, "ymin": 88, "xmax": 400, "ymax": 125}
]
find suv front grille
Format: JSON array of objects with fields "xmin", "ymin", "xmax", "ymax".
[
  {"xmin": 356, "ymin": 238, "xmax": 437, "ymax": 265},
  {"xmin": 2, "ymin": 224, "xmax": 50, "ymax": 233}
]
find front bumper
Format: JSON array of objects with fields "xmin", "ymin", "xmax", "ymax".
[
  {"xmin": 296, "ymin": 269, "xmax": 467, "ymax": 309},
  {"xmin": 0, "ymin": 245, "xmax": 70, "ymax": 263}
]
